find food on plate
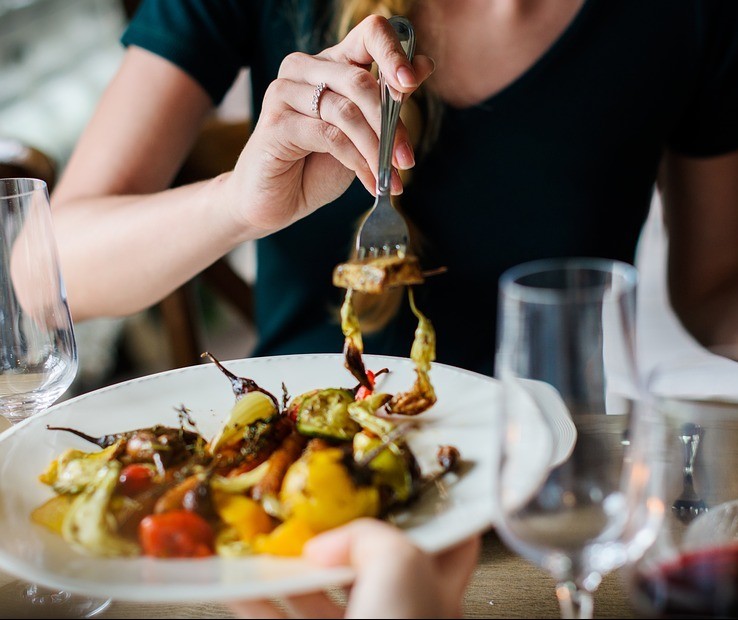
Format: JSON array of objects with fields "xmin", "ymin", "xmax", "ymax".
[
  {"xmin": 33, "ymin": 353, "xmax": 461, "ymax": 559},
  {"xmin": 339, "ymin": 285, "xmax": 437, "ymax": 415},
  {"xmin": 334, "ymin": 249, "xmax": 442, "ymax": 415},
  {"xmin": 33, "ymin": 247, "xmax": 453, "ymax": 560}
]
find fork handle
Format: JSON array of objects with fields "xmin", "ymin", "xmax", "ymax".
[{"xmin": 376, "ymin": 16, "xmax": 416, "ymax": 197}]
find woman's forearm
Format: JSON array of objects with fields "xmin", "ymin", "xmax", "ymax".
[{"xmin": 53, "ymin": 172, "xmax": 253, "ymax": 321}]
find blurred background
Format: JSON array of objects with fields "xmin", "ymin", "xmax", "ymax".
[{"xmin": 0, "ymin": 0, "xmax": 257, "ymax": 396}]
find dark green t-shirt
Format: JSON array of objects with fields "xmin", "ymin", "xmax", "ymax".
[{"xmin": 122, "ymin": 0, "xmax": 738, "ymax": 376}]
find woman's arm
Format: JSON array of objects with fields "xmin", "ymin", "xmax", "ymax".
[
  {"xmin": 52, "ymin": 46, "xmax": 242, "ymax": 320},
  {"xmin": 660, "ymin": 149, "xmax": 738, "ymax": 356}
]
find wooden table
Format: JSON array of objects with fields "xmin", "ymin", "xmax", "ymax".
[{"xmin": 0, "ymin": 530, "xmax": 638, "ymax": 619}]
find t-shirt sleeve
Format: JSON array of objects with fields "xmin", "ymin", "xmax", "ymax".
[
  {"xmin": 120, "ymin": 0, "xmax": 258, "ymax": 105},
  {"xmin": 667, "ymin": 1, "xmax": 738, "ymax": 157}
]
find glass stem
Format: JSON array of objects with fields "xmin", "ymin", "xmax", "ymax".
[{"xmin": 555, "ymin": 581, "xmax": 594, "ymax": 619}]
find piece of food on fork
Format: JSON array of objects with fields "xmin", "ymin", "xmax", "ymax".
[{"xmin": 332, "ymin": 254, "xmax": 424, "ymax": 294}]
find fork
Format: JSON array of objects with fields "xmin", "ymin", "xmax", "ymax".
[
  {"xmin": 355, "ymin": 15, "xmax": 416, "ymax": 260},
  {"xmin": 672, "ymin": 422, "xmax": 709, "ymax": 523}
]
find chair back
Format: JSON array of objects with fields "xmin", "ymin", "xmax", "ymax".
[
  {"xmin": 0, "ymin": 138, "xmax": 57, "ymax": 189},
  {"xmin": 160, "ymin": 118, "xmax": 255, "ymax": 368}
]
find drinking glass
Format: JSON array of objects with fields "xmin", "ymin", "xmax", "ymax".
[
  {"xmin": 0, "ymin": 177, "xmax": 110, "ymax": 617},
  {"xmin": 629, "ymin": 352, "xmax": 738, "ymax": 618},
  {"xmin": 494, "ymin": 257, "xmax": 664, "ymax": 619}
]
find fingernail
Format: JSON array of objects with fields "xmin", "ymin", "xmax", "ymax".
[
  {"xmin": 397, "ymin": 65, "xmax": 417, "ymax": 88},
  {"xmin": 396, "ymin": 141, "xmax": 415, "ymax": 169},
  {"xmin": 391, "ymin": 169, "xmax": 404, "ymax": 194}
]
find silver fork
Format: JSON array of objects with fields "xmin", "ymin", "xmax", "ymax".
[
  {"xmin": 355, "ymin": 15, "xmax": 416, "ymax": 260},
  {"xmin": 672, "ymin": 422, "xmax": 709, "ymax": 523}
]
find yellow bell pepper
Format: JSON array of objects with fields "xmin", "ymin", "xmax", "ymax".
[
  {"xmin": 31, "ymin": 494, "xmax": 74, "ymax": 534},
  {"xmin": 212, "ymin": 490, "xmax": 274, "ymax": 542},
  {"xmin": 253, "ymin": 518, "xmax": 316, "ymax": 556},
  {"xmin": 280, "ymin": 447, "xmax": 380, "ymax": 532}
]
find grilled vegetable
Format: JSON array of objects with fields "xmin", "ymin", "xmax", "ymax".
[
  {"xmin": 138, "ymin": 510, "xmax": 215, "ymax": 558},
  {"xmin": 31, "ymin": 494, "xmax": 74, "ymax": 534},
  {"xmin": 153, "ymin": 473, "xmax": 211, "ymax": 516},
  {"xmin": 39, "ymin": 443, "xmax": 121, "ymax": 495},
  {"xmin": 251, "ymin": 431, "xmax": 307, "ymax": 503},
  {"xmin": 208, "ymin": 391, "xmax": 279, "ymax": 454},
  {"xmin": 340, "ymin": 288, "xmax": 372, "ymax": 390},
  {"xmin": 61, "ymin": 462, "xmax": 140, "ymax": 557},
  {"xmin": 355, "ymin": 367, "xmax": 389, "ymax": 400},
  {"xmin": 295, "ymin": 388, "xmax": 359, "ymax": 440},
  {"xmin": 347, "ymin": 393, "xmax": 394, "ymax": 435},
  {"xmin": 279, "ymin": 446, "xmax": 380, "ymax": 532},
  {"xmin": 210, "ymin": 461, "xmax": 270, "ymax": 493},
  {"xmin": 212, "ymin": 491, "xmax": 273, "ymax": 543},
  {"xmin": 353, "ymin": 431, "xmax": 417, "ymax": 505},
  {"xmin": 388, "ymin": 289, "xmax": 437, "ymax": 415},
  {"xmin": 117, "ymin": 463, "xmax": 156, "ymax": 498},
  {"xmin": 45, "ymin": 425, "xmax": 204, "ymax": 467},
  {"xmin": 201, "ymin": 352, "xmax": 280, "ymax": 409},
  {"xmin": 253, "ymin": 518, "xmax": 316, "ymax": 556}
]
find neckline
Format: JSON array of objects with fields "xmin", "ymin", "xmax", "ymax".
[{"xmin": 445, "ymin": 0, "xmax": 595, "ymax": 111}]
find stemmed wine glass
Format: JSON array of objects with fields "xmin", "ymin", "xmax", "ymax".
[
  {"xmin": 493, "ymin": 257, "xmax": 664, "ymax": 619},
  {"xmin": 0, "ymin": 178, "xmax": 111, "ymax": 617}
]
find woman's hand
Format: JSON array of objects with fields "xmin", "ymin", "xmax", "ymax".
[
  {"xmin": 229, "ymin": 518, "xmax": 481, "ymax": 619},
  {"xmin": 225, "ymin": 15, "xmax": 435, "ymax": 237}
]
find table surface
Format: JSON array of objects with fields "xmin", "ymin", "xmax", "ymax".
[{"xmin": 0, "ymin": 530, "xmax": 638, "ymax": 619}]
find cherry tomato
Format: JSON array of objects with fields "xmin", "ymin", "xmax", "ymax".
[
  {"xmin": 285, "ymin": 401, "xmax": 300, "ymax": 422},
  {"xmin": 138, "ymin": 510, "xmax": 215, "ymax": 558},
  {"xmin": 118, "ymin": 463, "xmax": 155, "ymax": 497},
  {"xmin": 355, "ymin": 369, "xmax": 376, "ymax": 400}
]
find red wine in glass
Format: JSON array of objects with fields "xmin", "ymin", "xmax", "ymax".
[{"xmin": 633, "ymin": 543, "xmax": 738, "ymax": 618}]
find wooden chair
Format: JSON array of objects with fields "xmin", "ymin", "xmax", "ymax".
[
  {"xmin": 159, "ymin": 117, "xmax": 256, "ymax": 368},
  {"xmin": 0, "ymin": 137, "xmax": 57, "ymax": 190}
]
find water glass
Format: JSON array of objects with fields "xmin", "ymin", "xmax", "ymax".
[
  {"xmin": 0, "ymin": 177, "xmax": 77, "ymax": 423},
  {"xmin": 494, "ymin": 257, "xmax": 663, "ymax": 619}
]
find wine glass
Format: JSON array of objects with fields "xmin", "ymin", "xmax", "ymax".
[
  {"xmin": 629, "ymin": 352, "xmax": 738, "ymax": 618},
  {"xmin": 0, "ymin": 177, "xmax": 111, "ymax": 617},
  {"xmin": 493, "ymin": 257, "xmax": 664, "ymax": 619}
]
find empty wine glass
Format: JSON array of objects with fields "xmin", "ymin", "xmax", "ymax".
[
  {"xmin": 0, "ymin": 177, "xmax": 110, "ymax": 617},
  {"xmin": 493, "ymin": 257, "xmax": 664, "ymax": 619},
  {"xmin": 0, "ymin": 178, "xmax": 77, "ymax": 423},
  {"xmin": 629, "ymin": 352, "xmax": 738, "ymax": 618}
]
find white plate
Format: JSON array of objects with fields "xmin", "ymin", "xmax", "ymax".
[{"xmin": 0, "ymin": 354, "xmax": 502, "ymax": 603}]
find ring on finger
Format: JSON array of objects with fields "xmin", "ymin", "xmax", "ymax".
[{"xmin": 311, "ymin": 81, "xmax": 327, "ymax": 117}]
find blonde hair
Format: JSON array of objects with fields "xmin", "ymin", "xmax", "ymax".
[{"xmin": 332, "ymin": 0, "xmax": 442, "ymax": 333}]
